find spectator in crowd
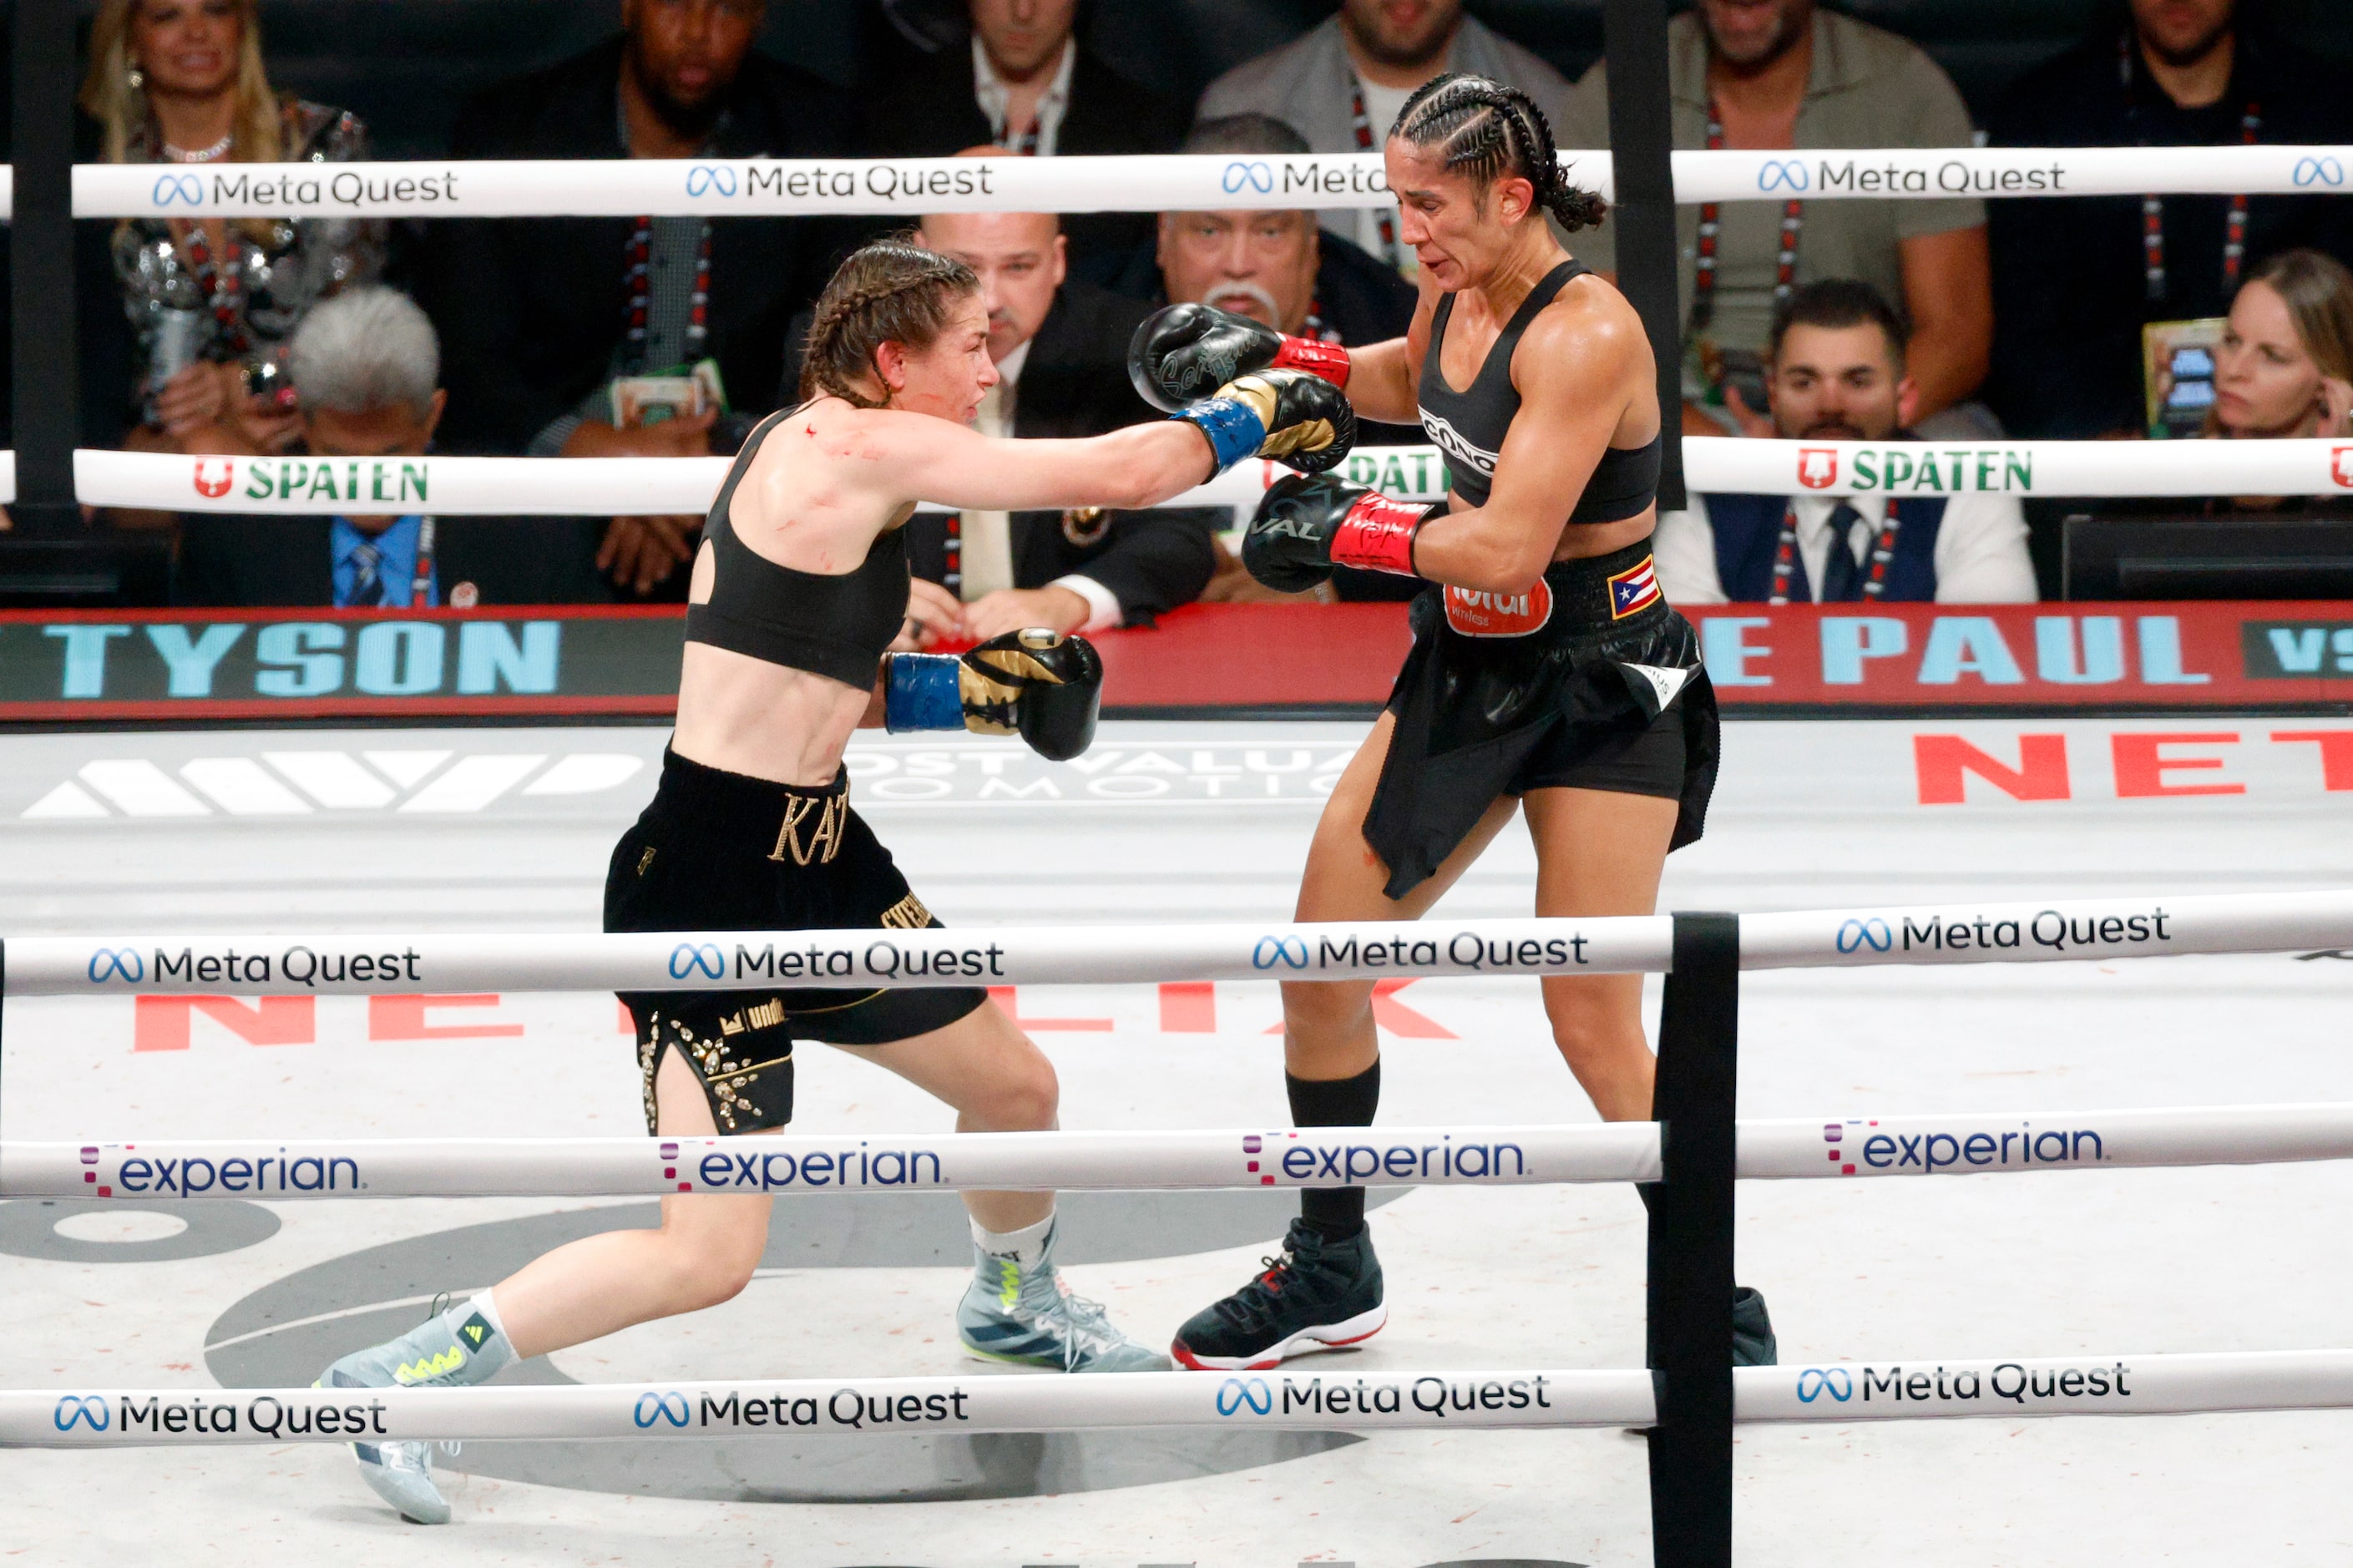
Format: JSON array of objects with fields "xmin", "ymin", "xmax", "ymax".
[
  {"xmin": 80, "ymin": 0, "xmax": 383, "ymax": 457},
  {"xmin": 2208, "ymin": 250, "xmax": 2353, "ymax": 441},
  {"xmin": 866, "ymin": 194, "xmax": 1214, "ymax": 640},
  {"xmin": 423, "ymin": 0, "xmax": 855, "ymax": 598},
  {"xmin": 176, "ymin": 287, "xmax": 609, "ymax": 607},
  {"xmin": 1558, "ymin": 0, "xmax": 1993, "ymax": 438},
  {"xmin": 861, "ymin": 0, "xmax": 1185, "ymax": 281},
  {"xmin": 2092, "ymin": 250, "xmax": 2353, "ymax": 524},
  {"xmin": 1197, "ymin": 0, "xmax": 1570, "ymax": 278},
  {"xmin": 1111, "ymin": 115, "xmax": 1416, "ymax": 432},
  {"xmin": 1652, "ymin": 281, "xmax": 2035, "ymax": 604},
  {"xmin": 1986, "ymin": 0, "xmax": 2353, "ymax": 439}
]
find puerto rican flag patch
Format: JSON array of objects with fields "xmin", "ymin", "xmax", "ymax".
[{"xmin": 1607, "ymin": 555, "xmax": 1662, "ymax": 619}]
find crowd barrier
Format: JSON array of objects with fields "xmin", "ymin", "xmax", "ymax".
[
  {"xmin": 9, "ymin": 889, "xmax": 2349, "ymax": 999},
  {"xmin": 29, "ymin": 144, "xmax": 2353, "ymax": 221},
  {"xmin": 7, "ymin": 1102, "xmax": 2350, "ymax": 1200}
]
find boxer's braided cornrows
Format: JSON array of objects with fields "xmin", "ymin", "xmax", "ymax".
[
  {"xmin": 799, "ymin": 236, "xmax": 980, "ymax": 407},
  {"xmin": 1392, "ymin": 73, "xmax": 1607, "ymax": 233}
]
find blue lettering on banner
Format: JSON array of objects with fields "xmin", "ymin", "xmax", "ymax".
[
  {"xmin": 1252, "ymin": 935, "xmax": 1310, "ymax": 970},
  {"xmin": 1217, "ymin": 1378, "xmax": 1273, "ymax": 1416},
  {"xmin": 88, "ymin": 948, "xmax": 146, "ymax": 984},
  {"xmin": 1758, "ymin": 159, "xmax": 1809, "ymax": 192},
  {"xmin": 1796, "ymin": 1368, "xmax": 1852, "ymax": 1404},
  {"xmin": 53, "ymin": 1395, "xmax": 111, "ymax": 1432},
  {"xmin": 152, "ymin": 173, "xmax": 203, "ymax": 206},
  {"xmin": 2294, "ymin": 156, "xmax": 2345, "ymax": 187},
  {"xmin": 693, "ymin": 1145, "xmax": 947, "ymax": 1191},
  {"xmin": 633, "ymin": 1391, "xmax": 691, "ymax": 1429},
  {"xmin": 1835, "ymin": 918, "xmax": 1892, "ymax": 954},
  {"xmin": 685, "ymin": 164, "xmax": 737, "ymax": 198},
  {"xmin": 1222, "ymin": 160, "xmax": 1274, "ymax": 194},
  {"xmin": 669, "ymin": 943, "xmax": 725, "ymax": 981}
]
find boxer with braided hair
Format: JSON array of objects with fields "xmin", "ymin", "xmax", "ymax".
[
  {"xmin": 1161, "ymin": 75, "xmax": 1776, "ymax": 1372},
  {"xmin": 316, "ymin": 235, "xmax": 1354, "ymax": 1526}
]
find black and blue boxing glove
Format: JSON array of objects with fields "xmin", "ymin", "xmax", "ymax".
[
  {"xmin": 882, "ymin": 629, "xmax": 1103, "ymax": 761},
  {"xmin": 1172, "ymin": 369, "xmax": 1357, "ymax": 477}
]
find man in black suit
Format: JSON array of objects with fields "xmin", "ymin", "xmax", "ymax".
[
  {"xmin": 859, "ymin": 0, "xmax": 1185, "ymax": 282},
  {"xmin": 176, "ymin": 288, "xmax": 606, "ymax": 608},
  {"xmin": 421, "ymin": 0, "xmax": 856, "ymax": 597},
  {"xmin": 884, "ymin": 204, "xmax": 1216, "ymax": 643}
]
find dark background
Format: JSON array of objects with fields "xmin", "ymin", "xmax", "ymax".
[{"xmin": 54, "ymin": 0, "xmax": 2353, "ymax": 162}]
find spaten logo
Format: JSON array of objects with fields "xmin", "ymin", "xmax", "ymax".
[
  {"xmin": 152, "ymin": 173, "xmax": 204, "ymax": 206},
  {"xmin": 1216, "ymin": 1377, "xmax": 1273, "ymax": 1416},
  {"xmin": 1795, "ymin": 1368, "xmax": 1853, "ymax": 1404},
  {"xmin": 1222, "ymin": 160, "xmax": 1274, "ymax": 195},
  {"xmin": 53, "ymin": 1394, "xmax": 111, "ymax": 1432},
  {"xmin": 633, "ymin": 1390, "xmax": 691, "ymax": 1428},
  {"xmin": 1797, "ymin": 448, "xmax": 1839, "ymax": 488},
  {"xmin": 668, "ymin": 943, "xmax": 725, "ymax": 981},
  {"xmin": 685, "ymin": 164, "xmax": 738, "ymax": 198},
  {"xmin": 193, "ymin": 458, "xmax": 235, "ymax": 498},
  {"xmin": 1835, "ymin": 918, "xmax": 1892, "ymax": 954},
  {"xmin": 1252, "ymin": 935, "xmax": 1309, "ymax": 970},
  {"xmin": 2332, "ymin": 445, "xmax": 2353, "ymax": 488},
  {"xmin": 87, "ymin": 948, "xmax": 145, "ymax": 984},
  {"xmin": 1758, "ymin": 159, "xmax": 1809, "ymax": 192}
]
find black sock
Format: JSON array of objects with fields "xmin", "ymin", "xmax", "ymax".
[{"xmin": 1288, "ymin": 1061, "xmax": 1380, "ymax": 1242}]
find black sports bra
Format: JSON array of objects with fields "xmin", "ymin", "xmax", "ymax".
[
  {"xmin": 1415, "ymin": 258, "xmax": 1662, "ymax": 523},
  {"xmin": 683, "ymin": 405, "xmax": 910, "ymax": 690}
]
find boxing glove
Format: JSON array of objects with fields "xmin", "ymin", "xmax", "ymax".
[
  {"xmin": 883, "ymin": 629, "xmax": 1103, "ymax": 761},
  {"xmin": 1173, "ymin": 368, "xmax": 1357, "ymax": 476},
  {"xmin": 1128, "ymin": 301, "xmax": 1352, "ymax": 412},
  {"xmin": 1242, "ymin": 473, "xmax": 1436, "ymax": 594}
]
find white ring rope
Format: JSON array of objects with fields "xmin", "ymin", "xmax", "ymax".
[
  {"xmin": 9, "ymin": 1103, "xmax": 2351, "ymax": 1201},
  {"xmin": 12, "ymin": 1349, "xmax": 2350, "ymax": 1447},
  {"xmin": 0, "ymin": 1124, "xmax": 1662, "ymax": 1198},
  {"xmin": 55, "ymin": 145, "xmax": 2353, "ymax": 220},
  {"xmin": 64, "ymin": 435, "xmax": 2353, "ymax": 518},
  {"xmin": 13, "ymin": 890, "xmax": 2351, "ymax": 998}
]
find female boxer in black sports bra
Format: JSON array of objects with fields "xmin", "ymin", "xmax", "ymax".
[
  {"xmin": 314, "ymin": 236, "xmax": 1354, "ymax": 1525},
  {"xmin": 1134, "ymin": 75, "xmax": 1773, "ymax": 1372}
]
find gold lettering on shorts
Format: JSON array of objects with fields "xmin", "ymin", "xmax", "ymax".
[
  {"xmin": 878, "ymin": 892, "xmax": 934, "ymax": 930},
  {"xmin": 635, "ymin": 846, "xmax": 656, "ymax": 876},
  {"xmin": 745, "ymin": 998, "xmax": 785, "ymax": 1031},
  {"xmin": 770, "ymin": 792, "xmax": 848, "ymax": 866},
  {"xmin": 718, "ymin": 1009, "xmax": 746, "ymax": 1036}
]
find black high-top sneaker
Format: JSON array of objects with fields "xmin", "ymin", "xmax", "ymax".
[
  {"xmin": 1171, "ymin": 1218, "xmax": 1386, "ymax": 1371},
  {"xmin": 1732, "ymin": 1286, "xmax": 1778, "ymax": 1366}
]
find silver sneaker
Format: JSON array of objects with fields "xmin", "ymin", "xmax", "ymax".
[
  {"xmin": 956, "ymin": 1229, "xmax": 1167, "ymax": 1373},
  {"xmin": 347, "ymin": 1435, "xmax": 455, "ymax": 1525}
]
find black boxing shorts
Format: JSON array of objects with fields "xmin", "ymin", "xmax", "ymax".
[
  {"xmin": 603, "ymin": 748, "xmax": 986, "ymax": 1135},
  {"xmin": 1364, "ymin": 539, "xmax": 1719, "ymax": 898}
]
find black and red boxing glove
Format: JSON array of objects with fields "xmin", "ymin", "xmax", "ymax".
[
  {"xmin": 1127, "ymin": 302, "xmax": 1352, "ymax": 413},
  {"xmin": 1242, "ymin": 473, "xmax": 1435, "ymax": 594}
]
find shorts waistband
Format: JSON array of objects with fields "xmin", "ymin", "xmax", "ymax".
[
  {"xmin": 1537, "ymin": 539, "xmax": 1667, "ymax": 627},
  {"xmin": 650, "ymin": 747, "xmax": 850, "ymax": 854}
]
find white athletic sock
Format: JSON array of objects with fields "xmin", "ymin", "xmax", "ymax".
[{"xmin": 970, "ymin": 1211, "xmax": 1057, "ymax": 1272}]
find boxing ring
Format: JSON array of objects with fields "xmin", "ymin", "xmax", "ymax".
[{"xmin": 2, "ymin": 141, "xmax": 2350, "ymax": 1564}]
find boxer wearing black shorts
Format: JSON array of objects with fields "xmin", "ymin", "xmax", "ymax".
[
  {"xmin": 318, "ymin": 233, "xmax": 1355, "ymax": 1524},
  {"xmin": 1132, "ymin": 76, "xmax": 1773, "ymax": 1371}
]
